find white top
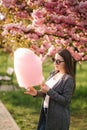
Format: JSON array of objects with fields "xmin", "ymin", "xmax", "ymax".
[{"xmin": 43, "ymin": 72, "xmax": 64, "ymax": 108}]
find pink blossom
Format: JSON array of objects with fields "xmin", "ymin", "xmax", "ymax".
[
  {"xmin": 79, "ymin": 1, "xmax": 87, "ymax": 13},
  {"xmin": 47, "ymin": 45, "xmax": 56, "ymax": 56},
  {"xmin": 16, "ymin": 1, "xmax": 26, "ymax": 10},
  {"xmin": 40, "ymin": 54, "xmax": 48, "ymax": 63},
  {"xmin": 67, "ymin": 47, "xmax": 83, "ymax": 61},
  {"xmin": 63, "ymin": 0, "xmax": 79, "ymax": 6},
  {"xmin": 79, "ymin": 48, "xmax": 87, "ymax": 53},
  {"xmin": 82, "ymin": 55, "xmax": 87, "ymax": 61},
  {"xmin": 2, "ymin": 0, "xmax": 17, "ymax": 8},
  {"xmin": 32, "ymin": 18, "xmax": 45, "ymax": 27},
  {"xmin": 16, "ymin": 11, "xmax": 29, "ymax": 19},
  {"xmin": 35, "ymin": 25, "xmax": 46, "ymax": 35},
  {"xmin": 2, "ymin": 30, "xmax": 8, "ymax": 36},
  {"xmin": 32, "ymin": 8, "xmax": 47, "ymax": 19},
  {"xmin": 42, "ymin": 41, "xmax": 51, "ymax": 49},
  {"xmin": 1, "ymin": 0, "xmax": 87, "ymax": 61},
  {"xmin": 25, "ymin": 33, "xmax": 39, "ymax": 41}
]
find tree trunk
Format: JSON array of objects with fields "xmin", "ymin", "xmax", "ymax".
[
  {"xmin": 73, "ymin": 60, "xmax": 77, "ymax": 93},
  {"xmin": 73, "ymin": 61, "xmax": 77, "ymax": 78}
]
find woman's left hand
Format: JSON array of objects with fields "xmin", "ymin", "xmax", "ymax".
[{"xmin": 40, "ymin": 83, "xmax": 50, "ymax": 93}]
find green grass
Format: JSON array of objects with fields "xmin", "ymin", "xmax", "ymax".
[
  {"xmin": 0, "ymin": 49, "xmax": 87, "ymax": 130},
  {"xmin": 0, "ymin": 49, "xmax": 13, "ymax": 72},
  {"xmin": 0, "ymin": 90, "xmax": 41, "ymax": 130}
]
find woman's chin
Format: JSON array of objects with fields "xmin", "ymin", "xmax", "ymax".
[{"xmin": 55, "ymin": 68, "xmax": 59, "ymax": 71}]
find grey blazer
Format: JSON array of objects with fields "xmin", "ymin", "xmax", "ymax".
[{"xmin": 36, "ymin": 73, "xmax": 74, "ymax": 130}]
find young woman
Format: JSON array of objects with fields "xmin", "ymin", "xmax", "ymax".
[{"xmin": 25, "ymin": 49, "xmax": 75, "ymax": 130}]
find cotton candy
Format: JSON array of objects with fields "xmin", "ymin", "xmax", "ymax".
[{"xmin": 14, "ymin": 48, "xmax": 44, "ymax": 89}]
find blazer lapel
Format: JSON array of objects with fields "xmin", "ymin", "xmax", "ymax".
[{"xmin": 53, "ymin": 74, "xmax": 66, "ymax": 90}]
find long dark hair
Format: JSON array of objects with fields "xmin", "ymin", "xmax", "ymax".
[
  {"xmin": 58, "ymin": 49, "xmax": 76, "ymax": 94},
  {"xmin": 58, "ymin": 49, "xmax": 74, "ymax": 78}
]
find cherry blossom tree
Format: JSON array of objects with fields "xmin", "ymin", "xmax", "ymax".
[{"xmin": 0, "ymin": 0, "xmax": 87, "ymax": 75}]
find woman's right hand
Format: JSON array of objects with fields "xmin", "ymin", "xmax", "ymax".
[{"xmin": 24, "ymin": 86, "xmax": 37, "ymax": 96}]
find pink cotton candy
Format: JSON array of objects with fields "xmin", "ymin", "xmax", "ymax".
[{"xmin": 14, "ymin": 48, "xmax": 44, "ymax": 89}]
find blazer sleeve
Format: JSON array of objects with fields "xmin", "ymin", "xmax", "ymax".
[
  {"xmin": 47, "ymin": 76, "xmax": 74, "ymax": 106},
  {"xmin": 34, "ymin": 90, "xmax": 46, "ymax": 98}
]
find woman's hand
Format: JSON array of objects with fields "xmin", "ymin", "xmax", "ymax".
[
  {"xmin": 40, "ymin": 83, "xmax": 50, "ymax": 93},
  {"xmin": 24, "ymin": 86, "xmax": 37, "ymax": 96}
]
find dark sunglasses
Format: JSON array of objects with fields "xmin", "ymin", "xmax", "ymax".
[{"xmin": 52, "ymin": 57, "xmax": 64, "ymax": 65}]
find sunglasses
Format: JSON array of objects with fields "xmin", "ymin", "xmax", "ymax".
[{"xmin": 52, "ymin": 57, "xmax": 64, "ymax": 65}]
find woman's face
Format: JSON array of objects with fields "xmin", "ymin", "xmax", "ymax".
[{"xmin": 54, "ymin": 53, "xmax": 65, "ymax": 72}]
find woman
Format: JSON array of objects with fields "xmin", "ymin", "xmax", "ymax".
[{"xmin": 25, "ymin": 49, "xmax": 75, "ymax": 130}]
